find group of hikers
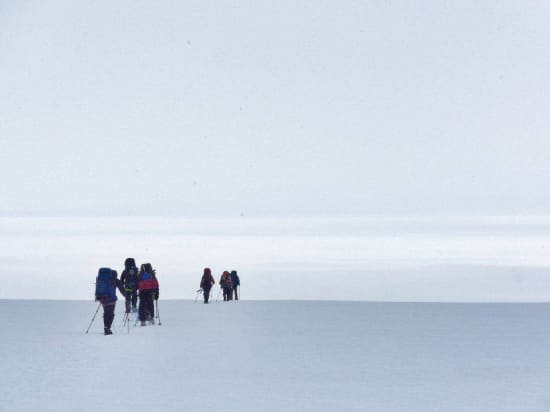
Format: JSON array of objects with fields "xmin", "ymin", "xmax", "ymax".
[
  {"xmin": 93, "ymin": 258, "xmax": 160, "ymax": 335},
  {"xmin": 199, "ymin": 268, "xmax": 240, "ymax": 303},
  {"xmin": 91, "ymin": 258, "xmax": 240, "ymax": 335}
]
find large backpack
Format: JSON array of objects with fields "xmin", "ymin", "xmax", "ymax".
[
  {"xmin": 138, "ymin": 264, "xmax": 159, "ymax": 291},
  {"xmin": 124, "ymin": 267, "xmax": 139, "ymax": 292},
  {"xmin": 201, "ymin": 273, "xmax": 213, "ymax": 289},
  {"xmin": 220, "ymin": 272, "xmax": 232, "ymax": 288},
  {"xmin": 95, "ymin": 268, "xmax": 116, "ymax": 300},
  {"xmin": 230, "ymin": 271, "xmax": 239, "ymax": 286}
]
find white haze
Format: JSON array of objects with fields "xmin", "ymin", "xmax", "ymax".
[
  {"xmin": 1, "ymin": 1, "xmax": 550, "ymax": 217},
  {"xmin": 2, "ymin": 216, "xmax": 550, "ymax": 301}
]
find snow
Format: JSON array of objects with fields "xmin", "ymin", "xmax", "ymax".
[
  {"xmin": 2, "ymin": 216, "xmax": 549, "ymax": 410},
  {"xmin": 2, "ymin": 216, "xmax": 550, "ymax": 301},
  {"xmin": 1, "ymin": 299, "xmax": 549, "ymax": 411}
]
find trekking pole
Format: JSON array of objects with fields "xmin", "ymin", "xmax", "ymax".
[
  {"xmin": 123, "ymin": 308, "xmax": 131, "ymax": 326},
  {"xmin": 85, "ymin": 302, "xmax": 101, "ymax": 334},
  {"xmin": 122, "ymin": 311, "xmax": 131, "ymax": 334},
  {"xmin": 156, "ymin": 300, "xmax": 162, "ymax": 326},
  {"xmin": 194, "ymin": 289, "xmax": 203, "ymax": 304},
  {"xmin": 215, "ymin": 287, "xmax": 222, "ymax": 302}
]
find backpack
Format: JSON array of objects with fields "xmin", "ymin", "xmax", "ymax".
[
  {"xmin": 95, "ymin": 268, "xmax": 116, "ymax": 300},
  {"xmin": 220, "ymin": 272, "xmax": 232, "ymax": 288},
  {"xmin": 230, "ymin": 271, "xmax": 239, "ymax": 286},
  {"xmin": 201, "ymin": 273, "xmax": 213, "ymax": 289},
  {"xmin": 138, "ymin": 268, "xmax": 159, "ymax": 291},
  {"xmin": 124, "ymin": 268, "xmax": 138, "ymax": 292}
]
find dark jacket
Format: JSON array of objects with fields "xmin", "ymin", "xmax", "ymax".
[
  {"xmin": 121, "ymin": 258, "xmax": 139, "ymax": 291},
  {"xmin": 230, "ymin": 270, "xmax": 240, "ymax": 287},
  {"xmin": 200, "ymin": 268, "xmax": 215, "ymax": 290}
]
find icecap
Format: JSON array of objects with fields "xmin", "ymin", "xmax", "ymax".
[
  {"xmin": 0, "ymin": 300, "xmax": 548, "ymax": 412},
  {"xmin": 1, "ymin": 216, "xmax": 550, "ymax": 301},
  {"xmin": 1, "ymin": 216, "xmax": 548, "ymax": 411}
]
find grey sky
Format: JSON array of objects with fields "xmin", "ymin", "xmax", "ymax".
[{"xmin": 1, "ymin": 1, "xmax": 549, "ymax": 216}]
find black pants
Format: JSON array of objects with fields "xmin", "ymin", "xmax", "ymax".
[
  {"xmin": 125, "ymin": 290, "xmax": 138, "ymax": 313},
  {"xmin": 102, "ymin": 301, "xmax": 116, "ymax": 330},
  {"xmin": 139, "ymin": 291, "xmax": 155, "ymax": 321},
  {"xmin": 203, "ymin": 288, "xmax": 211, "ymax": 303},
  {"xmin": 232, "ymin": 286, "xmax": 239, "ymax": 300},
  {"xmin": 223, "ymin": 287, "xmax": 232, "ymax": 301}
]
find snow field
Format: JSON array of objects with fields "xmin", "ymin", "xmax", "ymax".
[{"xmin": 1, "ymin": 300, "xmax": 549, "ymax": 411}]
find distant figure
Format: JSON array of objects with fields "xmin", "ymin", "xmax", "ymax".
[
  {"xmin": 95, "ymin": 268, "xmax": 126, "ymax": 335},
  {"xmin": 137, "ymin": 263, "xmax": 159, "ymax": 326},
  {"xmin": 200, "ymin": 267, "xmax": 215, "ymax": 303},
  {"xmin": 121, "ymin": 258, "xmax": 139, "ymax": 313},
  {"xmin": 230, "ymin": 270, "xmax": 240, "ymax": 300},
  {"xmin": 219, "ymin": 271, "xmax": 233, "ymax": 301}
]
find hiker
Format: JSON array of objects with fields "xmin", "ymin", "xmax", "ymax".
[
  {"xmin": 219, "ymin": 271, "xmax": 233, "ymax": 301},
  {"xmin": 95, "ymin": 268, "xmax": 126, "ymax": 335},
  {"xmin": 200, "ymin": 267, "xmax": 215, "ymax": 304},
  {"xmin": 230, "ymin": 270, "xmax": 240, "ymax": 300},
  {"xmin": 121, "ymin": 257, "xmax": 139, "ymax": 313},
  {"xmin": 137, "ymin": 263, "xmax": 159, "ymax": 326}
]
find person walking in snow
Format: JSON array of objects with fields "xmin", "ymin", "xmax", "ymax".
[
  {"xmin": 200, "ymin": 267, "xmax": 215, "ymax": 304},
  {"xmin": 121, "ymin": 257, "xmax": 139, "ymax": 313},
  {"xmin": 230, "ymin": 270, "xmax": 240, "ymax": 300},
  {"xmin": 137, "ymin": 263, "xmax": 159, "ymax": 326},
  {"xmin": 95, "ymin": 268, "xmax": 126, "ymax": 335},
  {"xmin": 219, "ymin": 271, "xmax": 233, "ymax": 301}
]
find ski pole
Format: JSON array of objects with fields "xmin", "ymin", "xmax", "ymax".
[
  {"xmin": 122, "ymin": 312, "xmax": 131, "ymax": 333},
  {"xmin": 85, "ymin": 302, "xmax": 101, "ymax": 334},
  {"xmin": 155, "ymin": 300, "xmax": 162, "ymax": 325},
  {"xmin": 215, "ymin": 287, "xmax": 222, "ymax": 302},
  {"xmin": 194, "ymin": 289, "xmax": 203, "ymax": 304}
]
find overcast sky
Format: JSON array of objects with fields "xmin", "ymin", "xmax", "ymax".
[{"xmin": 1, "ymin": 1, "xmax": 549, "ymax": 217}]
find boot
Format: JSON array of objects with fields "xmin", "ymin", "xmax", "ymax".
[{"xmin": 104, "ymin": 328, "xmax": 112, "ymax": 335}]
